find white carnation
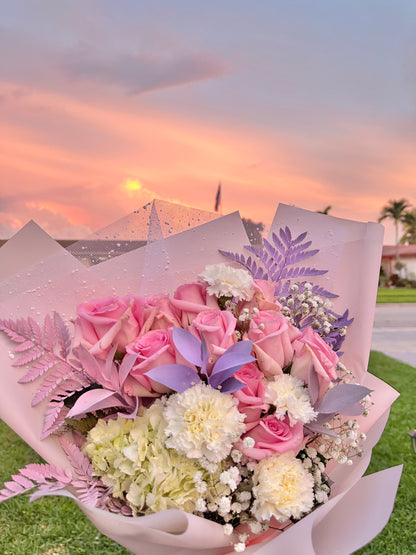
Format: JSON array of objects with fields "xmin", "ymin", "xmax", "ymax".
[
  {"xmin": 199, "ymin": 263, "xmax": 254, "ymax": 301},
  {"xmin": 252, "ymin": 452, "xmax": 314, "ymax": 522},
  {"xmin": 163, "ymin": 383, "xmax": 246, "ymax": 463},
  {"xmin": 264, "ymin": 374, "xmax": 317, "ymax": 425}
]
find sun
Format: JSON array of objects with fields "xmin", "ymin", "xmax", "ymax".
[{"xmin": 124, "ymin": 178, "xmax": 143, "ymax": 192}]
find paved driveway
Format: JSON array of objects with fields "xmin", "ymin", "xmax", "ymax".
[{"xmin": 372, "ymin": 303, "xmax": 416, "ymax": 367}]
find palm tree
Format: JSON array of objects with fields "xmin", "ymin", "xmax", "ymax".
[
  {"xmin": 378, "ymin": 199, "xmax": 410, "ymax": 262},
  {"xmin": 400, "ymin": 209, "xmax": 416, "ymax": 244}
]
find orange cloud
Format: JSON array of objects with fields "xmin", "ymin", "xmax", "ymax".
[{"xmin": 1, "ymin": 81, "xmax": 415, "ymax": 244}]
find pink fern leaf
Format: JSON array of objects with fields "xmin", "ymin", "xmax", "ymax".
[
  {"xmin": 18, "ymin": 353, "xmax": 58, "ymax": 383},
  {"xmin": 59, "ymin": 436, "xmax": 94, "ymax": 479},
  {"xmin": 20, "ymin": 463, "xmax": 73, "ymax": 484},
  {"xmin": 40, "ymin": 401, "xmax": 69, "ymax": 440},
  {"xmin": 58, "ymin": 437, "xmax": 106, "ymax": 507},
  {"xmin": 0, "ymin": 464, "xmax": 74, "ymax": 503},
  {"xmin": 16, "ymin": 317, "xmax": 31, "ymax": 337},
  {"xmin": 10, "ymin": 474, "xmax": 34, "ymax": 489},
  {"xmin": 28, "ymin": 316, "xmax": 43, "ymax": 343},
  {"xmin": 31, "ymin": 363, "xmax": 75, "ymax": 406},
  {"xmin": 14, "ymin": 339, "xmax": 35, "ymax": 352},
  {"xmin": 51, "ymin": 375, "xmax": 91, "ymax": 402},
  {"xmin": 43, "ymin": 313, "xmax": 56, "ymax": 351},
  {"xmin": 12, "ymin": 345, "xmax": 45, "ymax": 367},
  {"xmin": 72, "ymin": 481, "xmax": 103, "ymax": 507},
  {"xmin": 0, "ymin": 319, "xmax": 27, "ymax": 343},
  {"xmin": 0, "ymin": 475, "xmax": 35, "ymax": 502},
  {"xmin": 54, "ymin": 312, "xmax": 72, "ymax": 359}
]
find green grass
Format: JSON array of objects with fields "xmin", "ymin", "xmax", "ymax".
[
  {"xmin": 354, "ymin": 351, "xmax": 416, "ymax": 554},
  {"xmin": 0, "ymin": 352, "xmax": 414, "ymax": 553},
  {"xmin": 0, "ymin": 427, "xmax": 131, "ymax": 554},
  {"xmin": 377, "ymin": 287, "xmax": 416, "ymax": 303}
]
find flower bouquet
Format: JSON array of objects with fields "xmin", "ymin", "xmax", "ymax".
[{"xmin": 0, "ymin": 200, "xmax": 402, "ymax": 554}]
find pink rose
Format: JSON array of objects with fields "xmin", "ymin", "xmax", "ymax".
[
  {"xmin": 74, "ymin": 295, "xmax": 143, "ymax": 358},
  {"xmin": 233, "ymin": 363, "xmax": 269, "ymax": 431},
  {"xmin": 189, "ymin": 308, "xmax": 237, "ymax": 364},
  {"xmin": 239, "ymin": 280, "xmax": 282, "ymax": 313},
  {"xmin": 124, "ymin": 329, "xmax": 179, "ymax": 397},
  {"xmin": 171, "ymin": 282, "xmax": 219, "ymax": 327},
  {"xmin": 140, "ymin": 294, "xmax": 181, "ymax": 334},
  {"xmin": 240, "ymin": 415, "xmax": 304, "ymax": 460},
  {"xmin": 247, "ymin": 310, "xmax": 300, "ymax": 376},
  {"xmin": 291, "ymin": 326, "xmax": 338, "ymax": 400}
]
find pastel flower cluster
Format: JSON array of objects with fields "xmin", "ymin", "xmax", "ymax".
[{"xmin": 0, "ymin": 253, "xmax": 372, "ymax": 552}]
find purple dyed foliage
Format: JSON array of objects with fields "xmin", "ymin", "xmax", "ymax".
[{"xmin": 145, "ymin": 327, "xmax": 255, "ymax": 394}]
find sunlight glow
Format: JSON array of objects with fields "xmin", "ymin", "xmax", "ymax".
[{"xmin": 124, "ymin": 178, "xmax": 143, "ymax": 192}]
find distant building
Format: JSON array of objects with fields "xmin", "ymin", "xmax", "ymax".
[{"xmin": 381, "ymin": 245, "xmax": 416, "ymax": 279}]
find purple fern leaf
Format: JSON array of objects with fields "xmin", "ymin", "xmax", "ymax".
[
  {"xmin": 219, "ymin": 250, "xmax": 270, "ymax": 280},
  {"xmin": 270, "ymin": 232, "xmax": 286, "ymax": 255},
  {"xmin": 288, "ymin": 240, "xmax": 313, "ymax": 255},
  {"xmin": 218, "ymin": 249, "xmax": 243, "ymax": 264},
  {"xmin": 279, "ymin": 226, "xmax": 293, "ymax": 247},
  {"xmin": 291, "ymin": 231, "xmax": 308, "ymax": 245},
  {"xmin": 279, "ymin": 266, "xmax": 327, "ymax": 281},
  {"xmin": 245, "ymin": 244, "xmax": 264, "ymax": 257},
  {"xmin": 12, "ymin": 345, "xmax": 45, "ymax": 367},
  {"xmin": 43, "ymin": 313, "xmax": 56, "ymax": 351},
  {"xmin": 31, "ymin": 363, "xmax": 75, "ymax": 406},
  {"xmin": 54, "ymin": 312, "xmax": 72, "ymax": 359},
  {"xmin": 274, "ymin": 280, "xmax": 291, "ymax": 297},
  {"xmin": 18, "ymin": 354, "xmax": 58, "ymax": 383},
  {"xmin": 263, "ymin": 238, "xmax": 283, "ymax": 262},
  {"xmin": 247, "ymin": 242, "xmax": 279, "ymax": 274},
  {"xmin": 286, "ymin": 249, "xmax": 319, "ymax": 266},
  {"xmin": 221, "ymin": 227, "xmax": 329, "ymax": 294},
  {"xmin": 245, "ymin": 257, "xmax": 268, "ymax": 280},
  {"xmin": 311, "ymin": 285, "xmax": 339, "ymax": 299}
]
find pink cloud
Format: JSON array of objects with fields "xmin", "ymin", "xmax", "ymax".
[{"xmin": 0, "ymin": 83, "xmax": 415, "ymax": 245}]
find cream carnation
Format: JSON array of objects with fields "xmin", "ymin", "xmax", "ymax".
[
  {"xmin": 199, "ymin": 264, "xmax": 254, "ymax": 301},
  {"xmin": 163, "ymin": 382, "xmax": 246, "ymax": 464},
  {"xmin": 264, "ymin": 374, "xmax": 317, "ymax": 425},
  {"xmin": 252, "ymin": 452, "xmax": 314, "ymax": 522}
]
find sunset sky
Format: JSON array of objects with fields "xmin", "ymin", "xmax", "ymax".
[{"xmin": 1, "ymin": 0, "xmax": 415, "ymax": 244}]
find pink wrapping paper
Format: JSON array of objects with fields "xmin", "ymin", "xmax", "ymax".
[{"xmin": 0, "ymin": 201, "xmax": 401, "ymax": 554}]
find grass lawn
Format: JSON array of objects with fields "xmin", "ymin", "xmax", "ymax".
[
  {"xmin": 354, "ymin": 351, "xmax": 416, "ymax": 554},
  {"xmin": 0, "ymin": 351, "xmax": 414, "ymax": 554},
  {"xmin": 377, "ymin": 287, "xmax": 416, "ymax": 303}
]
